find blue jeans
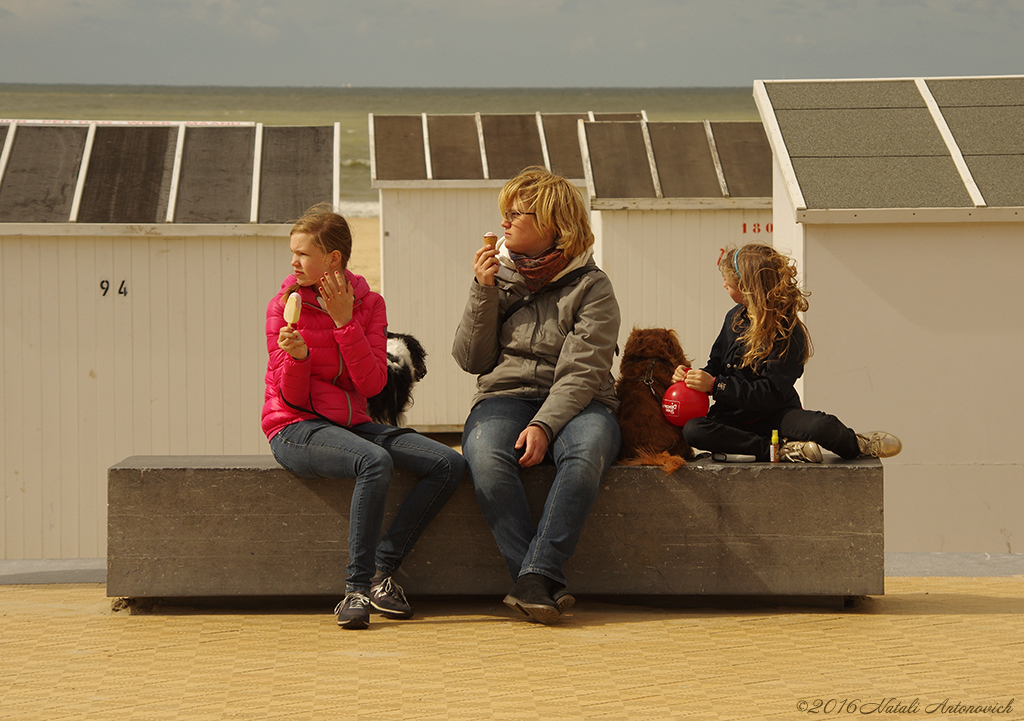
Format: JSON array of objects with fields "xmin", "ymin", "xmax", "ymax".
[
  {"xmin": 461, "ymin": 397, "xmax": 621, "ymax": 587},
  {"xmin": 270, "ymin": 420, "xmax": 466, "ymax": 592}
]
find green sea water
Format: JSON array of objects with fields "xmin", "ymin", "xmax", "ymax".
[{"xmin": 0, "ymin": 84, "xmax": 760, "ymax": 211}]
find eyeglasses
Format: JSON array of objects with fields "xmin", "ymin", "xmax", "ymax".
[{"xmin": 503, "ymin": 210, "xmax": 536, "ymax": 223}]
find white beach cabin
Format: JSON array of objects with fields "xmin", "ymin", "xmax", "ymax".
[
  {"xmin": 0, "ymin": 119, "xmax": 345, "ymax": 562},
  {"xmin": 369, "ymin": 111, "xmax": 643, "ymax": 431},
  {"xmin": 579, "ymin": 119, "xmax": 774, "ymax": 367},
  {"xmin": 754, "ymin": 75, "xmax": 1024, "ymax": 553}
]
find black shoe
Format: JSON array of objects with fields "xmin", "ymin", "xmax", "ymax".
[
  {"xmin": 553, "ymin": 586, "xmax": 575, "ymax": 614},
  {"xmin": 334, "ymin": 591, "xmax": 370, "ymax": 630},
  {"xmin": 370, "ymin": 572, "xmax": 414, "ymax": 619},
  {"xmin": 503, "ymin": 573, "xmax": 561, "ymax": 625}
]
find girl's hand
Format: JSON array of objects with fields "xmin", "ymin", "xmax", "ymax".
[
  {"xmin": 473, "ymin": 243, "xmax": 499, "ymax": 286},
  {"xmin": 683, "ymin": 368, "xmax": 714, "ymax": 393},
  {"xmin": 672, "ymin": 365, "xmax": 689, "ymax": 383},
  {"xmin": 515, "ymin": 425, "xmax": 549, "ymax": 467},
  {"xmin": 278, "ymin": 326, "xmax": 309, "ymax": 360},
  {"xmin": 319, "ymin": 270, "xmax": 354, "ymax": 327}
]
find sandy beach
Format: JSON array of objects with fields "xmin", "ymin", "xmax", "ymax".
[{"xmin": 346, "ymin": 216, "xmax": 382, "ymax": 292}]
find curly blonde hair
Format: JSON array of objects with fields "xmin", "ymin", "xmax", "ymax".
[
  {"xmin": 498, "ymin": 166, "xmax": 593, "ymax": 259},
  {"xmin": 719, "ymin": 243, "xmax": 813, "ymax": 370}
]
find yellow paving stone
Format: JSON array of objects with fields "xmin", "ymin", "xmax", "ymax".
[{"xmin": 1, "ymin": 580, "xmax": 1023, "ymax": 720}]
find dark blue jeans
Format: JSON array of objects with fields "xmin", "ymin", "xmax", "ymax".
[
  {"xmin": 462, "ymin": 397, "xmax": 621, "ymax": 587},
  {"xmin": 270, "ymin": 420, "xmax": 466, "ymax": 592}
]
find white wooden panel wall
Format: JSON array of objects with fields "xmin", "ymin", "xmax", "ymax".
[
  {"xmin": 380, "ymin": 188, "xmax": 499, "ymax": 430},
  {"xmin": 598, "ymin": 208, "xmax": 774, "ymax": 372},
  {"xmin": 0, "ymin": 232, "xmax": 291, "ymax": 559},
  {"xmin": 803, "ymin": 222, "xmax": 1024, "ymax": 553}
]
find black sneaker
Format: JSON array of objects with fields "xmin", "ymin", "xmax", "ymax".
[
  {"xmin": 503, "ymin": 573, "xmax": 561, "ymax": 625},
  {"xmin": 334, "ymin": 591, "xmax": 370, "ymax": 630},
  {"xmin": 370, "ymin": 573, "xmax": 414, "ymax": 619}
]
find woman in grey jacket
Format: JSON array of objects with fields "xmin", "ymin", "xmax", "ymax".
[{"xmin": 453, "ymin": 167, "xmax": 621, "ymax": 624}]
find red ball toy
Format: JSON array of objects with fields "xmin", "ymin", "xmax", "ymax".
[{"xmin": 662, "ymin": 381, "xmax": 710, "ymax": 427}]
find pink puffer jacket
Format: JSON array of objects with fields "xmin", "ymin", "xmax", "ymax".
[{"xmin": 261, "ymin": 271, "xmax": 388, "ymax": 440}]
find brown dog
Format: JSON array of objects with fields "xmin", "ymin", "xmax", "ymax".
[{"xmin": 615, "ymin": 327, "xmax": 695, "ymax": 473}]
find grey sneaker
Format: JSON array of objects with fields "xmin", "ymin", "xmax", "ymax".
[
  {"xmin": 370, "ymin": 573, "xmax": 414, "ymax": 619},
  {"xmin": 335, "ymin": 591, "xmax": 370, "ymax": 630},
  {"xmin": 779, "ymin": 440, "xmax": 823, "ymax": 463},
  {"xmin": 857, "ymin": 431, "xmax": 902, "ymax": 458}
]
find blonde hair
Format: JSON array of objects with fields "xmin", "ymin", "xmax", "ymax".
[
  {"xmin": 284, "ymin": 202, "xmax": 353, "ymax": 300},
  {"xmin": 719, "ymin": 243, "xmax": 812, "ymax": 370},
  {"xmin": 498, "ymin": 166, "xmax": 593, "ymax": 259}
]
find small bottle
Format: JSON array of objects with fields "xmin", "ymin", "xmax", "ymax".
[{"xmin": 770, "ymin": 430, "xmax": 779, "ymax": 463}]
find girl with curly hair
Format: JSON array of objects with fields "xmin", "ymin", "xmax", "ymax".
[{"xmin": 673, "ymin": 243, "xmax": 901, "ymax": 463}]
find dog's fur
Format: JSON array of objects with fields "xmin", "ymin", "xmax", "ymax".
[
  {"xmin": 367, "ymin": 332, "xmax": 427, "ymax": 427},
  {"xmin": 615, "ymin": 327, "xmax": 695, "ymax": 473}
]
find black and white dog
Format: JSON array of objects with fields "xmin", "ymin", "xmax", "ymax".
[{"xmin": 367, "ymin": 332, "xmax": 428, "ymax": 427}]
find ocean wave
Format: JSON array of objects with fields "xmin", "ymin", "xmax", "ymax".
[{"xmin": 338, "ymin": 200, "xmax": 380, "ymax": 218}]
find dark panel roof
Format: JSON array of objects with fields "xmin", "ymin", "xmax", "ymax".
[
  {"xmin": 646, "ymin": 122, "xmax": 720, "ymax": 198},
  {"xmin": 593, "ymin": 112, "xmax": 645, "ymax": 121},
  {"xmin": 0, "ymin": 121, "xmax": 339, "ymax": 225},
  {"xmin": 761, "ymin": 76, "xmax": 1024, "ymax": 210},
  {"xmin": 480, "ymin": 114, "xmax": 546, "ymax": 179},
  {"xmin": 258, "ymin": 126, "xmax": 333, "ymax": 224},
  {"xmin": 585, "ymin": 122, "xmax": 656, "ymax": 198},
  {"xmin": 369, "ymin": 112, "xmax": 646, "ymax": 183},
  {"xmin": 710, "ymin": 122, "xmax": 773, "ymax": 198},
  {"xmin": 176, "ymin": 127, "xmax": 255, "ymax": 224},
  {"xmin": 0, "ymin": 126, "xmax": 87, "ymax": 222},
  {"xmin": 427, "ymin": 115, "xmax": 483, "ymax": 180},
  {"xmin": 78, "ymin": 126, "xmax": 175, "ymax": 224},
  {"xmin": 372, "ymin": 115, "xmax": 426, "ymax": 181},
  {"xmin": 541, "ymin": 114, "xmax": 588, "ymax": 179},
  {"xmin": 582, "ymin": 121, "xmax": 771, "ymax": 201}
]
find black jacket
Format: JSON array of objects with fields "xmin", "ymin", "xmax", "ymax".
[{"xmin": 703, "ymin": 305, "xmax": 805, "ymax": 424}]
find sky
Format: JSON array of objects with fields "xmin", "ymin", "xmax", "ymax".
[{"xmin": 0, "ymin": 0, "xmax": 1022, "ymax": 87}]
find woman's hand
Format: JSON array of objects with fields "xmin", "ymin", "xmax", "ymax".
[
  {"xmin": 319, "ymin": 270, "xmax": 354, "ymax": 327},
  {"xmin": 278, "ymin": 326, "xmax": 309, "ymax": 360},
  {"xmin": 515, "ymin": 424, "xmax": 549, "ymax": 467},
  {"xmin": 473, "ymin": 243, "xmax": 499, "ymax": 286}
]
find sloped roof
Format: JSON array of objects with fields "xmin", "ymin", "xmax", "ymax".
[
  {"xmin": 369, "ymin": 111, "xmax": 644, "ymax": 186},
  {"xmin": 0, "ymin": 120, "xmax": 335, "ymax": 224},
  {"xmin": 755, "ymin": 75, "xmax": 1024, "ymax": 221},
  {"xmin": 580, "ymin": 120, "xmax": 772, "ymax": 209}
]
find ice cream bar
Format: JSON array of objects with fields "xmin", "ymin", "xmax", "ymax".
[
  {"xmin": 483, "ymin": 232, "xmax": 498, "ymax": 248},
  {"xmin": 283, "ymin": 292, "xmax": 302, "ymax": 326}
]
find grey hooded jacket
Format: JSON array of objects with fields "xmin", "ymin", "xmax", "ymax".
[{"xmin": 452, "ymin": 252, "xmax": 620, "ymax": 439}]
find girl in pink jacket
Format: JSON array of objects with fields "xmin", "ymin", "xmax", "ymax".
[{"xmin": 263, "ymin": 204, "xmax": 465, "ymax": 630}]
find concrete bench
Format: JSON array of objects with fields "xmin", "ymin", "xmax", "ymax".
[{"xmin": 107, "ymin": 455, "xmax": 883, "ymax": 605}]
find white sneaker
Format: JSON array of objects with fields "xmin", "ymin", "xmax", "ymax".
[
  {"xmin": 779, "ymin": 440, "xmax": 823, "ymax": 463},
  {"xmin": 856, "ymin": 431, "xmax": 902, "ymax": 458}
]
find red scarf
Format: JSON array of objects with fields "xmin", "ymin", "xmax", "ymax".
[{"xmin": 509, "ymin": 246, "xmax": 570, "ymax": 292}]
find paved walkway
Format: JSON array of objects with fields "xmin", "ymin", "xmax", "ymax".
[{"xmin": 1, "ymin": 576, "xmax": 1021, "ymax": 720}]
